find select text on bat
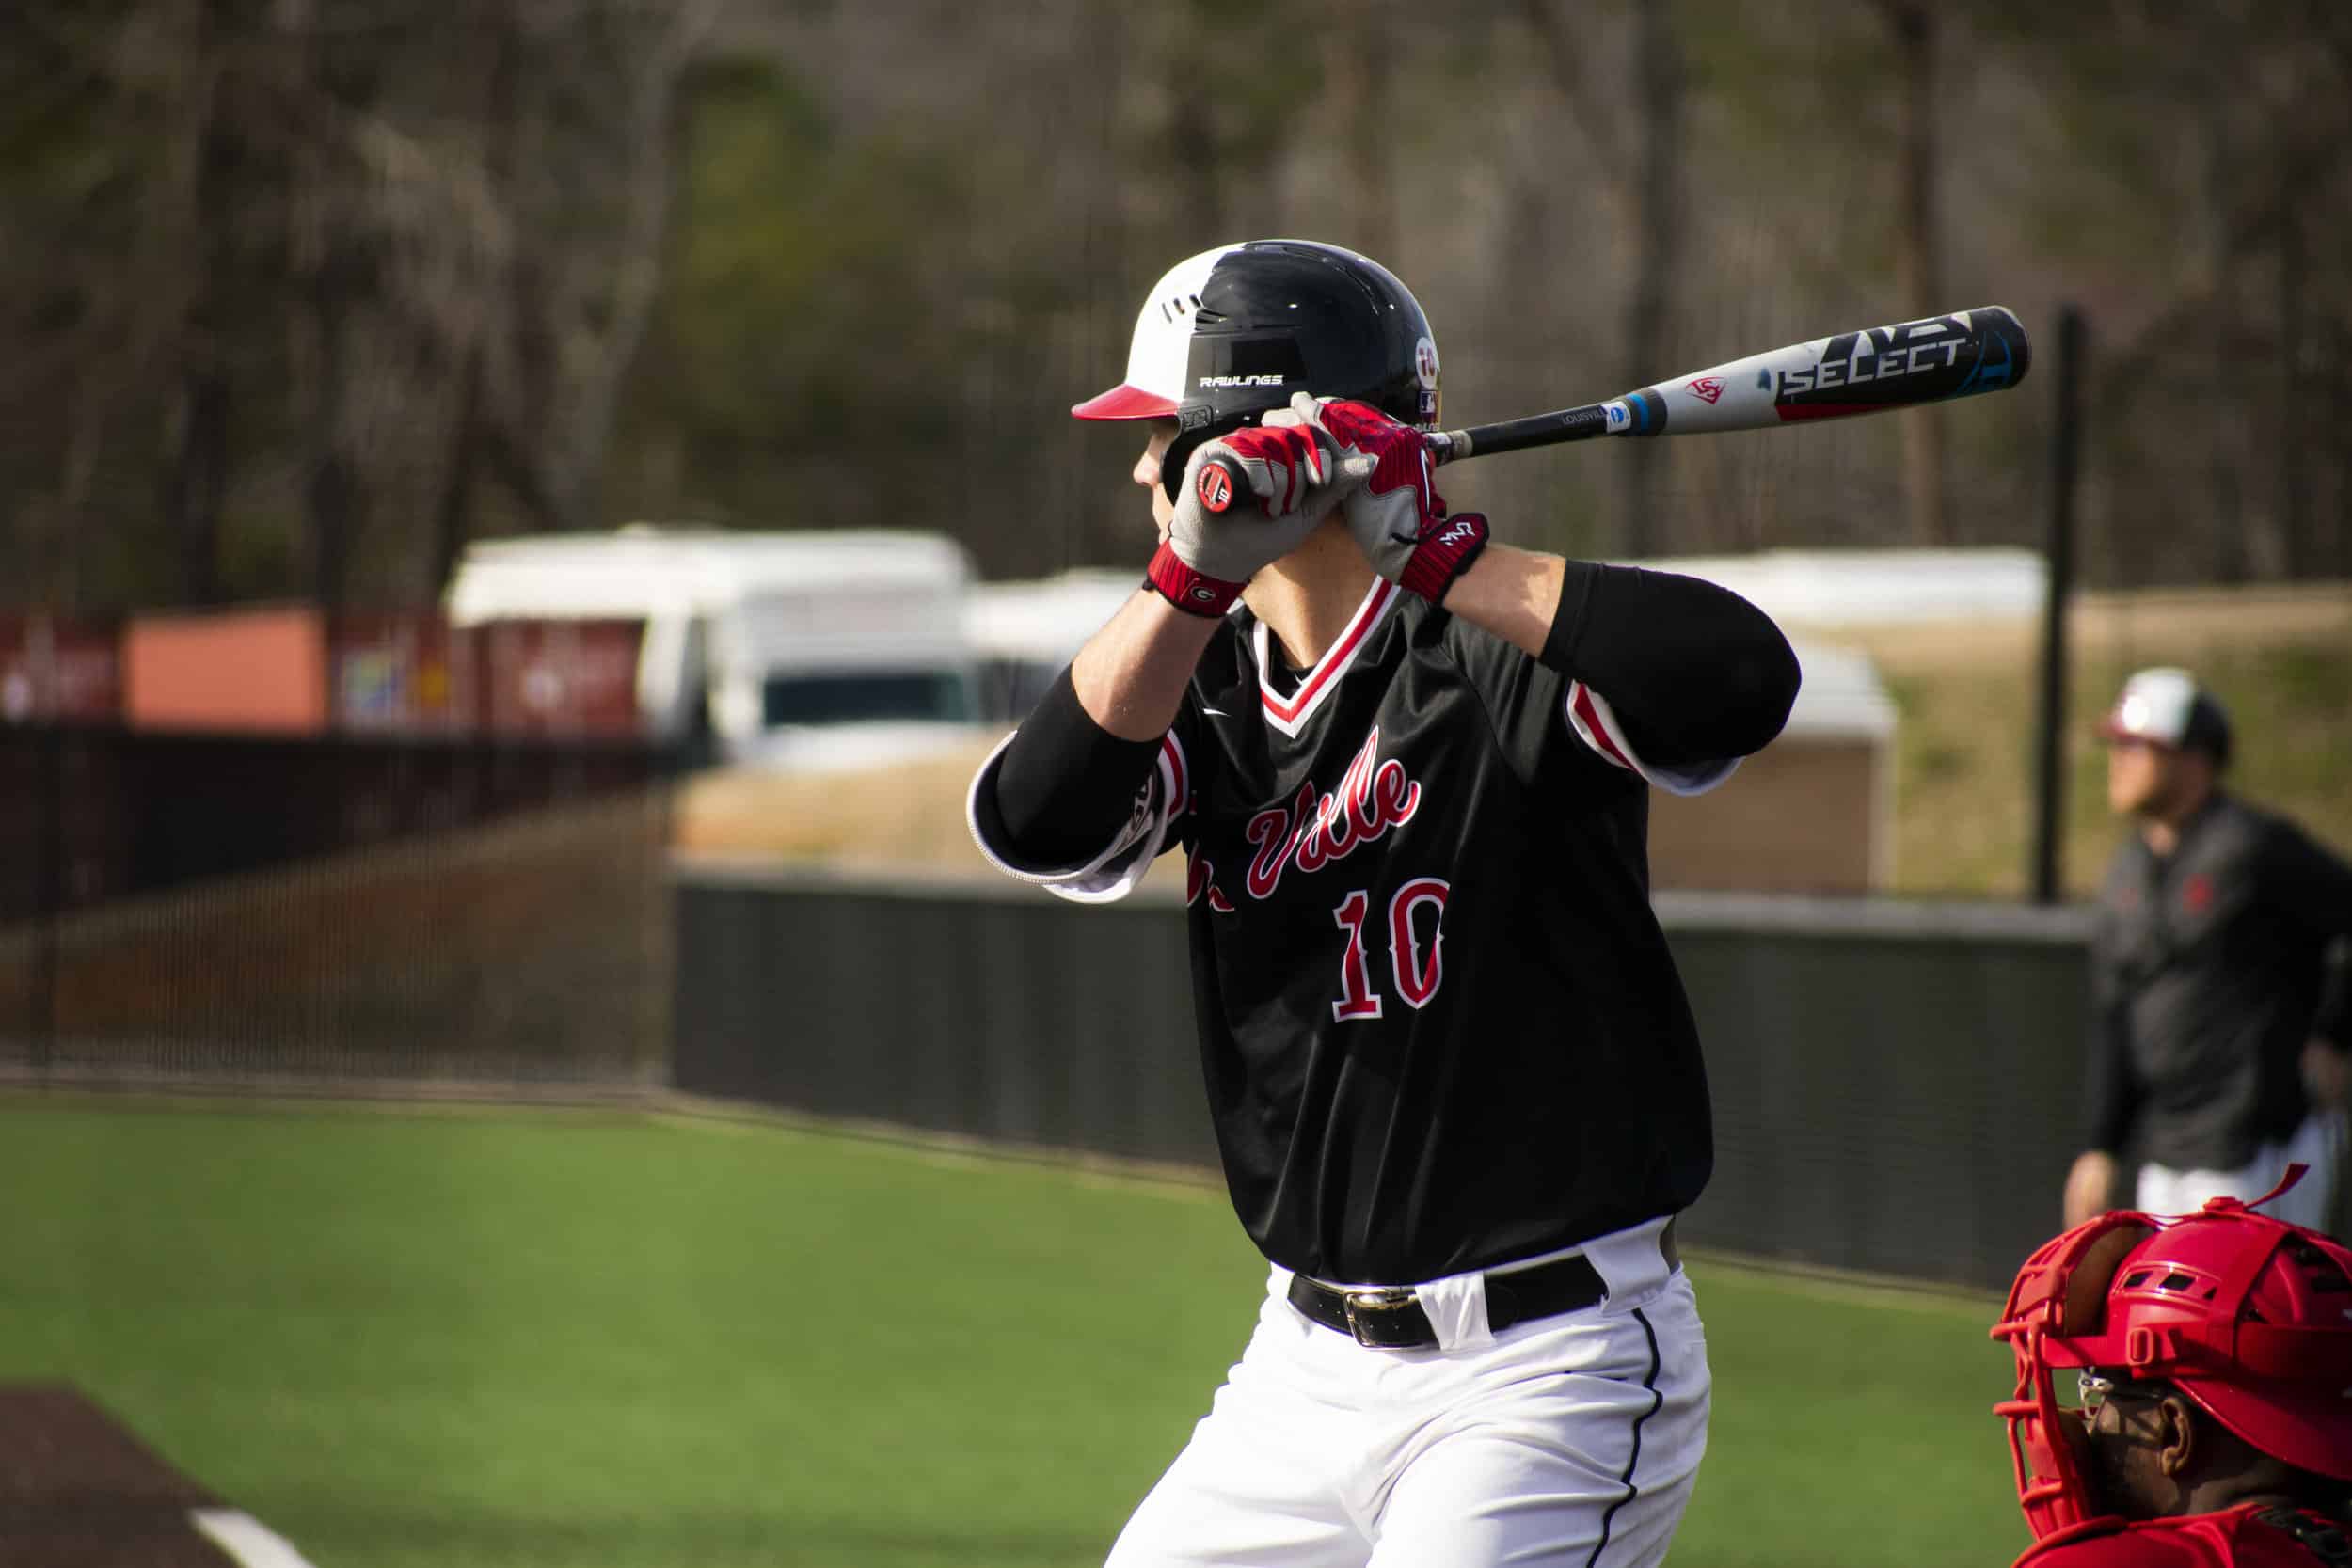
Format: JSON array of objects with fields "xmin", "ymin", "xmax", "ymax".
[{"xmin": 1776, "ymin": 339, "xmax": 1962, "ymax": 395}]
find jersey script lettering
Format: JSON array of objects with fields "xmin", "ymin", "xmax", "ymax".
[{"xmin": 1243, "ymin": 727, "xmax": 1422, "ymax": 900}]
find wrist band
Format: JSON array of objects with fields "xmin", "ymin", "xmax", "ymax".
[
  {"xmin": 1145, "ymin": 542, "xmax": 1244, "ymax": 618},
  {"xmin": 1400, "ymin": 512, "xmax": 1490, "ymax": 603}
]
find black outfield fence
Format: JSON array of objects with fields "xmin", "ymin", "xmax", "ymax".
[
  {"xmin": 1657, "ymin": 894, "xmax": 2092, "ymax": 1290},
  {"xmin": 0, "ymin": 725, "xmax": 676, "ymax": 1083},
  {"xmin": 673, "ymin": 861, "xmax": 1209, "ymax": 1168},
  {"xmin": 672, "ymin": 858, "xmax": 2113, "ymax": 1293},
  {"xmin": 0, "ymin": 723, "xmax": 677, "ymax": 918}
]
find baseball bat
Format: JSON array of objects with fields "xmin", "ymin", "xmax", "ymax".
[{"xmin": 1195, "ymin": 306, "xmax": 2028, "ymax": 510}]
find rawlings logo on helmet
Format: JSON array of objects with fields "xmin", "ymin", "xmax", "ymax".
[{"xmin": 1989, "ymin": 1166, "xmax": 2352, "ymax": 1541}]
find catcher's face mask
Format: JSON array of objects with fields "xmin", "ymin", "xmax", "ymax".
[
  {"xmin": 1989, "ymin": 1168, "xmax": 2352, "ymax": 1541},
  {"xmin": 1990, "ymin": 1212, "xmax": 2155, "ymax": 1539}
]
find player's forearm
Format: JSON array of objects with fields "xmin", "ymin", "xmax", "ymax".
[
  {"xmin": 1073, "ymin": 587, "xmax": 1222, "ymax": 740},
  {"xmin": 1504, "ymin": 556, "xmax": 1800, "ymax": 767},
  {"xmin": 1434, "ymin": 543, "xmax": 1564, "ymax": 661}
]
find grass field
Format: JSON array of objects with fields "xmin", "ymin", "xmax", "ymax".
[{"xmin": 0, "ymin": 1097, "xmax": 2029, "ymax": 1568}]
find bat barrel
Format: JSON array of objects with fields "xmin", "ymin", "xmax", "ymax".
[
  {"xmin": 1634, "ymin": 305, "xmax": 2031, "ymax": 437},
  {"xmin": 1428, "ymin": 306, "xmax": 2031, "ymax": 464}
]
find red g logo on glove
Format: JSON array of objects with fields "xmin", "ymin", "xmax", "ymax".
[{"xmin": 1196, "ymin": 461, "xmax": 1234, "ymax": 514}]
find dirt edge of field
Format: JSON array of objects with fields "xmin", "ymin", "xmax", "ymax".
[{"xmin": 0, "ymin": 1383, "xmax": 319, "ymax": 1567}]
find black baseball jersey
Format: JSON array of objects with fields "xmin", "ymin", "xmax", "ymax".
[{"xmin": 971, "ymin": 578, "xmax": 1739, "ymax": 1285}]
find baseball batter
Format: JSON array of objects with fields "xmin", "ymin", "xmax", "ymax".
[{"xmin": 965, "ymin": 240, "xmax": 1801, "ymax": 1567}]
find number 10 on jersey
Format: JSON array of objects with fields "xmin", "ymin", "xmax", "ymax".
[{"xmin": 1330, "ymin": 878, "xmax": 1451, "ymax": 1020}]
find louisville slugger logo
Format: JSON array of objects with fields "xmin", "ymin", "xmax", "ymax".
[
  {"xmin": 1244, "ymin": 727, "xmax": 1420, "ymax": 900},
  {"xmin": 1686, "ymin": 376, "xmax": 1724, "ymax": 404}
]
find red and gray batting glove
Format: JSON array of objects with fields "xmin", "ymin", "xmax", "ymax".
[
  {"xmin": 1287, "ymin": 392, "xmax": 1489, "ymax": 603},
  {"xmin": 1146, "ymin": 422, "xmax": 1350, "ymax": 617}
]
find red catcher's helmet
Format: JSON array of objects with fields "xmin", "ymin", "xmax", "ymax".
[{"xmin": 1989, "ymin": 1168, "xmax": 2352, "ymax": 1541}]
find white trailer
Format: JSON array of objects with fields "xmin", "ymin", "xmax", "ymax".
[{"xmin": 446, "ymin": 526, "xmax": 988, "ymax": 769}]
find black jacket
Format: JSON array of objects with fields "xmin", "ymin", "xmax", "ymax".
[{"xmin": 2086, "ymin": 792, "xmax": 2352, "ymax": 1170}]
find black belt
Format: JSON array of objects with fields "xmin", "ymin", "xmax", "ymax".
[{"xmin": 1286, "ymin": 1220, "xmax": 1679, "ymax": 1350}]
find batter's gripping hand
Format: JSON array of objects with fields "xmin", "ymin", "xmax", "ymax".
[
  {"xmin": 1149, "ymin": 423, "xmax": 1353, "ymax": 617},
  {"xmin": 1289, "ymin": 393, "xmax": 1489, "ymax": 602}
]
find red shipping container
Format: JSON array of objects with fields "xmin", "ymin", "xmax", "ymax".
[{"xmin": 124, "ymin": 606, "xmax": 327, "ymax": 734}]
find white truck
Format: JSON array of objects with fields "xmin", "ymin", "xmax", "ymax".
[{"xmin": 444, "ymin": 526, "xmax": 988, "ymax": 770}]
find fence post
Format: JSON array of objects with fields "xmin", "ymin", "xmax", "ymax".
[
  {"xmin": 2030, "ymin": 305, "xmax": 2086, "ymax": 905},
  {"xmin": 31, "ymin": 722, "xmax": 61, "ymax": 1079}
]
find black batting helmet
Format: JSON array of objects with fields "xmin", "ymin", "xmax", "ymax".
[{"xmin": 1074, "ymin": 240, "xmax": 1441, "ymax": 491}]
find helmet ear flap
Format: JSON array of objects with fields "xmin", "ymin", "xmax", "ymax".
[
  {"xmin": 1160, "ymin": 426, "xmax": 1212, "ymax": 504},
  {"xmin": 1160, "ymin": 415, "xmax": 1264, "ymax": 503},
  {"xmin": 2060, "ymin": 1221, "xmax": 2156, "ymax": 1335}
]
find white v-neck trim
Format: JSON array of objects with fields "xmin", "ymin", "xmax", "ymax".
[{"xmin": 1254, "ymin": 577, "xmax": 1401, "ymax": 738}]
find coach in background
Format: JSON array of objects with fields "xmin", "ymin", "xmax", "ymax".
[{"xmin": 2061, "ymin": 668, "xmax": 2352, "ymax": 1234}]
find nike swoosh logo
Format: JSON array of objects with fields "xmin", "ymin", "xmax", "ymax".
[{"xmin": 1200, "ymin": 707, "xmax": 1231, "ymax": 718}]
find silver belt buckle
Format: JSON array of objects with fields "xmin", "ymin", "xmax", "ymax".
[{"xmin": 1342, "ymin": 1287, "xmax": 1421, "ymax": 1348}]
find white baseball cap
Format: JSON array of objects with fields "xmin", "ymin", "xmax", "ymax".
[{"xmin": 2099, "ymin": 667, "xmax": 2232, "ymax": 761}]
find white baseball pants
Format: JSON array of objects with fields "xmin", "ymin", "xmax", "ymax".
[
  {"xmin": 1104, "ymin": 1217, "xmax": 1709, "ymax": 1568},
  {"xmin": 2137, "ymin": 1110, "xmax": 2346, "ymax": 1232}
]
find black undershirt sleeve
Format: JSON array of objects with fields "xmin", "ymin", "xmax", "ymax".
[
  {"xmin": 1534, "ymin": 561, "xmax": 1801, "ymax": 768},
  {"xmin": 988, "ymin": 664, "xmax": 1166, "ymax": 869}
]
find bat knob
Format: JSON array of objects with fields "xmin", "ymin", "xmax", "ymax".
[{"xmin": 1196, "ymin": 457, "xmax": 1246, "ymax": 515}]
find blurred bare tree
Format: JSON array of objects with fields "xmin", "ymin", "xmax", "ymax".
[
  {"xmin": 1981, "ymin": 0, "xmax": 2352, "ymax": 587},
  {"xmin": 1520, "ymin": 0, "xmax": 1686, "ymax": 559},
  {"xmin": 0, "ymin": 0, "xmax": 715, "ymax": 613},
  {"xmin": 1873, "ymin": 0, "xmax": 1947, "ymax": 547},
  {"xmin": 2, "ymin": 0, "xmax": 2345, "ymax": 609}
]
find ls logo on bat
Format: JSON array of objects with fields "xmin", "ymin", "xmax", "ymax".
[{"xmin": 1775, "ymin": 313, "xmax": 2000, "ymax": 402}]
